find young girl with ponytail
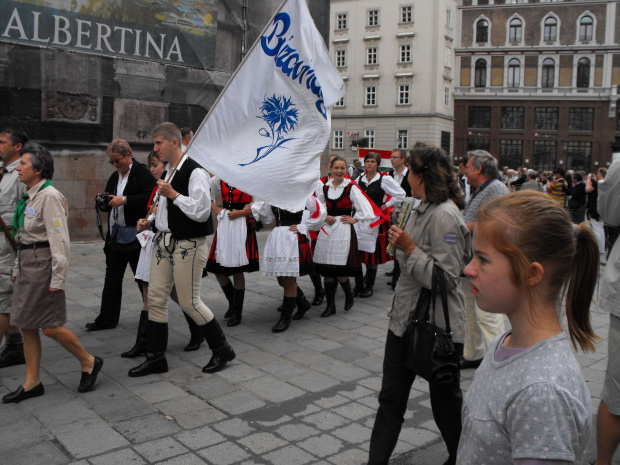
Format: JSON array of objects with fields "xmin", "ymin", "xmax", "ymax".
[{"xmin": 457, "ymin": 190, "xmax": 600, "ymax": 465}]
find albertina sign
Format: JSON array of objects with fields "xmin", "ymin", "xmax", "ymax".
[{"xmin": 0, "ymin": 0, "xmax": 218, "ymax": 69}]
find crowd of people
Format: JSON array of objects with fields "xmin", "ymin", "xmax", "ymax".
[{"xmin": 0, "ymin": 121, "xmax": 619, "ymax": 465}]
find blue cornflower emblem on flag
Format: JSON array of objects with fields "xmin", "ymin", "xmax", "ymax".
[{"xmin": 239, "ymin": 94, "xmax": 299, "ymax": 166}]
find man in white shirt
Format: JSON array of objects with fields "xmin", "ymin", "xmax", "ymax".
[{"xmin": 129, "ymin": 122, "xmax": 235, "ymax": 377}]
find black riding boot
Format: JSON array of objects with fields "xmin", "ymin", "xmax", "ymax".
[
  {"xmin": 220, "ymin": 280, "xmax": 234, "ymax": 318},
  {"xmin": 360, "ymin": 268, "xmax": 377, "ymax": 298},
  {"xmin": 353, "ymin": 269, "xmax": 365, "ymax": 296},
  {"xmin": 128, "ymin": 320, "xmax": 169, "ymax": 377},
  {"xmin": 309, "ymin": 273, "xmax": 325, "ymax": 306},
  {"xmin": 184, "ymin": 312, "xmax": 204, "ymax": 351},
  {"xmin": 0, "ymin": 339, "xmax": 25, "ymax": 368},
  {"xmin": 320, "ymin": 281, "xmax": 337, "ymax": 318},
  {"xmin": 201, "ymin": 319, "xmax": 236, "ymax": 373},
  {"xmin": 292, "ymin": 286, "xmax": 312, "ymax": 320},
  {"xmin": 227, "ymin": 289, "xmax": 245, "ymax": 327},
  {"xmin": 340, "ymin": 279, "xmax": 354, "ymax": 311},
  {"xmin": 121, "ymin": 311, "xmax": 149, "ymax": 358},
  {"xmin": 272, "ymin": 296, "xmax": 295, "ymax": 332}
]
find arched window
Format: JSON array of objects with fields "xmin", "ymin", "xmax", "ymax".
[
  {"xmin": 543, "ymin": 17, "xmax": 557, "ymax": 42},
  {"xmin": 507, "ymin": 58, "xmax": 520, "ymax": 87},
  {"xmin": 579, "ymin": 16, "xmax": 593, "ymax": 41},
  {"xmin": 577, "ymin": 58, "xmax": 590, "ymax": 88},
  {"xmin": 475, "ymin": 59, "xmax": 487, "ymax": 87},
  {"xmin": 509, "ymin": 18, "xmax": 522, "ymax": 43},
  {"xmin": 541, "ymin": 58, "xmax": 555, "ymax": 88},
  {"xmin": 476, "ymin": 19, "xmax": 489, "ymax": 43}
]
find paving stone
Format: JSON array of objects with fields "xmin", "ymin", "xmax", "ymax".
[
  {"xmin": 183, "ymin": 374, "xmax": 240, "ymax": 400},
  {"xmin": 131, "ymin": 380, "xmax": 188, "ymax": 404},
  {"xmin": 298, "ymin": 338, "xmax": 343, "ymax": 352},
  {"xmin": 175, "ymin": 426, "xmax": 227, "ymax": 450},
  {"xmin": 312, "ymin": 360, "xmax": 371, "ymax": 382},
  {"xmin": 339, "ymin": 384, "xmax": 375, "ymax": 400},
  {"xmin": 331, "ymin": 401, "xmax": 376, "ymax": 421},
  {"xmin": 302, "ymin": 411, "xmax": 348, "ymax": 431},
  {"xmin": 235, "ymin": 350, "xmax": 282, "ymax": 366},
  {"xmin": 216, "ymin": 362, "xmax": 266, "ymax": 383},
  {"xmin": 212, "ymin": 417, "xmax": 256, "ymax": 438},
  {"xmin": 326, "ymin": 447, "xmax": 369, "ymax": 465},
  {"xmin": 114, "ymin": 413, "xmax": 181, "ymax": 443},
  {"xmin": 155, "ymin": 395, "xmax": 211, "ymax": 416},
  {"xmin": 313, "ymin": 394, "xmax": 350, "ymax": 409},
  {"xmin": 275, "ymin": 423, "xmax": 321, "ymax": 442},
  {"xmin": 0, "ymin": 419, "xmax": 47, "ymax": 452},
  {"xmin": 56, "ymin": 418, "xmax": 130, "ymax": 458},
  {"xmin": 92, "ymin": 394, "xmax": 157, "ymax": 422},
  {"xmin": 134, "ymin": 437, "xmax": 189, "ymax": 462},
  {"xmin": 288, "ymin": 372, "xmax": 340, "ymax": 392},
  {"xmin": 331, "ymin": 423, "xmax": 374, "ymax": 444},
  {"xmin": 157, "ymin": 453, "xmax": 209, "ymax": 465},
  {"xmin": 1, "ymin": 440, "xmax": 69, "ymax": 465},
  {"xmin": 89, "ymin": 448, "xmax": 146, "ymax": 465},
  {"xmin": 263, "ymin": 445, "xmax": 317, "ymax": 465},
  {"xmin": 238, "ymin": 432, "xmax": 288, "ymax": 454},
  {"xmin": 323, "ymin": 346, "xmax": 369, "ymax": 363},
  {"xmin": 197, "ymin": 441, "xmax": 250, "ymax": 465},
  {"xmin": 400, "ymin": 426, "xmax": 441, "ymax": 446},
  {"xmin": 34, "ymin": 400, "xmax": 99, "ymax": 431},
  {"xmin": 259, "ymin": 360, "xmax": 311, "ymax": 379},
  {"xmin": 174, "ymin": 407, "xmax": 228, "ymax": 429},
  {"xmin": 240, "ymin": 375, "xmax": 306, "ymax": 403},
  {"xmin": 298, "ymin": 434, "xmax": 344, "ymax": 458},
  {"xmin": 209, "ymin": 390, "xmax": 266, "ymax": 415}
]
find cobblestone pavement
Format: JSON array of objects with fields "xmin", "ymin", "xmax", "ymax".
[{"xmin": 0, "ymin": 232, "xmax": 614, "ymax": 464}]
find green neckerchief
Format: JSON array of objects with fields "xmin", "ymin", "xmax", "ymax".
[{"xmin": 12, "ymin": 179, "xmax": 53, "ymax": 237}]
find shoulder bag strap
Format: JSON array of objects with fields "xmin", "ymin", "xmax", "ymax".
[{"xmin": 433, "ymin": 267, "xmax": 452, "ymax": 334}]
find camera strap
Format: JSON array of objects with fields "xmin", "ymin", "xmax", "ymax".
[{"xmin": 95, "ymin": 199, "xmax": 106, "ymax": 241}]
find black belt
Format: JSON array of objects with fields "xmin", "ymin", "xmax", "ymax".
[
  {"xmin": 276, "ymin": 219, "xmax": 300, "ymax": 227},
  {"xmin": 329, "ymin": 209, "xmax": 353, "ymax": 216},
  {"xmin": 225, "ymin": 202, "xmax": 249, "ymax": 210},
  {"xmin": 20, "ymin": 241, "xmax": 50, "ymax": 250}
]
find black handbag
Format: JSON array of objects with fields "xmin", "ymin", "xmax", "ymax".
[{"xmin": 401, "ymin": 266, "xmax": 460, "ymax": 386}]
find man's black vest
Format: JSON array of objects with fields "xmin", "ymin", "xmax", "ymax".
[
  {"xmin": 390, "ymin": 168, "xmax": 412, "ymax": 197},
  {"xmin": 167, "ymin": 157, "xmax": 214, "ymax": 240}
]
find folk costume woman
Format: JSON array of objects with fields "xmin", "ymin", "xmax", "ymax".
[
  {"xmin": 206, "ymin": 177, "xmax": 260, "ymax": 327},
  {"xmin": 3, "ymin": 143, "xmax": 103, "ymax": 404},
  {"xmin": 258, "ymin": 196, "xmax": 326, "ymax": 332},
  {"xmin": 355, "ymin": 151, "xmax": 406, "ymax": 298},
  {"xmin": 313, "ymin": 156, "xmax": 375, "ymax": 317}
]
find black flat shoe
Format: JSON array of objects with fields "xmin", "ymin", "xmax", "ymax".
[
  {"xmin": 360, "ymin": 286, "xmax": 374, "ymax": 298},
  {"xmin": 85, "ymin": 322, "xmax": 116, "ymax": 331},
  {"xmin": 2, "ymin": 383, "xmax": 44, "ymax": 404},
  {"xmin": 78, "ymin": 356, "xmax": 103, "ymax": 393}
]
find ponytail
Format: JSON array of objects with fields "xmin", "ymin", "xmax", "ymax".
[{"xmin": 564, "ymin": 224, "xmax": 601, "ymax": 352}]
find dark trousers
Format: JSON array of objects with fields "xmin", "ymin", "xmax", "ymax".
[
  {"xmin": 368, "ymin": 330, "xmax": 464, "ymax": 465},
  {"xmin": 95, "ymin": 242, "xmax": 142, "ymax": 326}
]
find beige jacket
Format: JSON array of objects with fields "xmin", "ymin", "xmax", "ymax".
[
  {"xmin": 14, "ymin": 180, "xmax": 70, "ymax": 289},
  {"xmin": 388, "ymin": 199, "xmax": 471, "ymax": 343}
]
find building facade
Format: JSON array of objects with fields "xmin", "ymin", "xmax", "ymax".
[
  {"xmin": 0, "ymin": 0, "xmax": 329, "ymax": 240},
  {"xmin": 455, "ymin": 0, "xmax": 620, "ymax": 172},
  {"xmin": 329, "ymin": 0, "xmax": 458, "ymax": 159}
]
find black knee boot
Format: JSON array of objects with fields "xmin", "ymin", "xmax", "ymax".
[
  {"xmin": 121, "ymin": 311, "xmax": 149, "ymax": 358},
  {"xmin": 309, "ymin": 273, "xmax": 325, "ymax": 306},
  {"xmin": 292, "ymin": 286, "xmax": 312, "ymax": 320},
  {"xmin": 360, "ymin": 268, "xmax": 377, "ymax": 298},
  {"xmin": 353, "ymin": 269, "xmax": 365, "ymax": 296},
  {"xmin": 340, "ymin": 279, "xmax": 354, "ymax": 311},
  {"xmin": 221, "ymin": 281, "xmax": 235, "ymax": 318},
  {"xmin": 183, "ymin": 312, "xmax": 204, "ymax": 351},
  {"xmin": 320, "ymin": 281, "xmax": 337, "ymax": 318},
  {"xmin": 273, "ymin": 296, "xmax": 295, "ymax": 332},
  {"xmin": 128, "ymin": 320, "xmax": 169, "ymax": 377},
  {"xmin": 227, "ymin": 289, "xmax": 245, "ymax": 327},
  {"xmin": 201, "ymin": 319, "xmax": 236, "ymax": 373}
]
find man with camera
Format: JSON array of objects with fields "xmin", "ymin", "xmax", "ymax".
[
  {"xmin": 0, "ymin": 126, "xmax": 27, "ymax": 367},
  {"xmin": 85, "ymin": 139, "xmax": 156, "ymax": 331}
]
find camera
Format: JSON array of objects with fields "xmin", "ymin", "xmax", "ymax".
[{"xmin": 95, "ymin": 192, "xmax": 112, "ymax": 212}]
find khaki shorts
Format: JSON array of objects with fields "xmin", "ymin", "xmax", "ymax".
[{"xmin": 602, "ymin": 314, "xmax": 620, "ymax": 415}]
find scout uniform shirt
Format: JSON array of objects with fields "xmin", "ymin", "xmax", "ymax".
[{"xmin": 13, "ymin": 179, "xmax": 70, "ymax": 290}]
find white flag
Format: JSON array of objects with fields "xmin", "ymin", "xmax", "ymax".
[{"xmin": 188, "ymin": 0, "xmax": 345, "ymax": 212}]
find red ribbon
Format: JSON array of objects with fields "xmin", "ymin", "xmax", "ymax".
[
  {"xmin": 146, "ymin": 186, "xmax": 158, "ymax": 210},
  {"xmin": 349, "ymin": 177, "xmax": 392, "ymax": 229}
]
